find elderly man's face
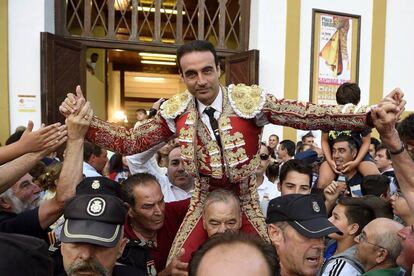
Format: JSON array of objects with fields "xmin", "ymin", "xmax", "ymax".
[
  {"xmin": 397, "ymin": 225, "xmax": 414, "ymax": 272},
  {"xmin": 203, "ymin": 200, "xmax": 241, "ymax": 238},
  {"xmin": 9, "ymin": 173, "xmax": 41, "ymax": 213},
  {"xmin": 129, "ymin": 181, "xmax": 165, "ymax": 232},
  {"xmin": 61, "ymin": 238, "xmax": 127, "ymax": 276},
  {"xmin": 354, "ymin": 222, "xmax": 383, "ymax": 271},
  {"xmin": 268, "ymin": 223, "xmax": 324, "ymax": 276}
]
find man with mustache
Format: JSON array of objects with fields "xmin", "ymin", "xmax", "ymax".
[
  {"xmin": 119, "ymin": 173, "xmax": 189, "ymax": 275},
  {"xmin": 266, "ymin": 194, "xmax": 341, "ymax": 276},
  {"xmin": 59, "ymin": 177, "xmax": 139, "ymax": 276}
]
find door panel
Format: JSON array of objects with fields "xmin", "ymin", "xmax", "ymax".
[
  {"xmin": 225, "ymin": 49, "xmax": 259, "ymax": 86},
  {"xmin": 41, "ymin": 32, "xmax": 85, "ymax": 125}
]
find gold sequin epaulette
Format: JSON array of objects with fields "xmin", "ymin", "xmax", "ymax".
[
  {"xmin": 160, "ymin": 91, "xmax": 192, "ymax": 119},
  {"xmin": 228, "ymin": 84, "xmax": 266, "ymax": 119}
]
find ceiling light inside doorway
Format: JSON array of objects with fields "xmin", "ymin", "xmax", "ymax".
[
  {"xmin": 139, "ymin": 52, "xmax": 176, "ymax": 59},
  {"xmin": 141, "ymin": 60, "xmax": 176, "ymax": 66},
  {"xmin": 133, "ymin": 76, "xmax": 166, "ymax": 83}
]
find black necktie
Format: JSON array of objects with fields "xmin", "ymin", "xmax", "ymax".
[{"xmin": 204, "ymin": 107, "xmax": 221, "ymax": 147}]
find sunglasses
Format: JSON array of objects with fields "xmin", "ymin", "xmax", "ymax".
[{"xmin": 259, "ymin": 154, "xmax": 269, "ymax": 161}]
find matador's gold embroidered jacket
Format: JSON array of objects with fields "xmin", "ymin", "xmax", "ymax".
[{"xmin": 86, "ymin": 84, "xmax": 371, "ymax": 183}]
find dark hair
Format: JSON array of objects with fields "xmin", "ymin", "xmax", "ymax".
[
  {"xmin": 189, "ymin": 232, "xmax": 277, "ymax": 276},
  {"xmin": 109, "ymin": 153, "xmax": 124, "ymax": 173},
  {"xmin": 361, "ymin": 195, "xmax": 393, "ymax": 219},
  {"xmin": 266, "ymin": 163, "xmax": 280, "ymax": 183},
  {"xmin": 135, "ymin": 108, "xmax": 147, "ymax": 114},
  {"xmin": 279, "ymin": 140, "xmax": 296, "ymax": 157},
  {"xmin": 301, "ymin": 131, "xmax": 314, "ymax": 142},
  {"xmin": 121, "ymin": 173, "xmax": 159, "ymax": 206},
  {"xmin": 336, "ymin": 82, "xmax": 361, "ymax": 105},
  {"xmin": 83, "ymin": 141, "xmax": 103, "ymax": 162},
  {"xmin": 397, "ymin": 113, "xmax": 414, "ymax": 143},
  {"xmin": 176, "ymin": 40, "xmax": 219, "ymax": 74},
  {"xmin": 333, "ymin": 134, "xmax": 358, "ymax": 153},
  {"xmin": 376, "ymin": 144, "xmax": 391, "ymax": 160},
  {"xmin": 370, "ymin": 137, "xmax": 381, "ymax": 149},
  {"xmin": 269, "ymin": 134, "xmax": 279, "ymax": 141},
  {"xmin": 337, "ymin": 197, "xmax": 376, "ymax": 236},
  {"xmin": 279, "ymin": 159, "xmax": 313, "ymax": 188},
  {"xmin": 361, "ymin": 174, "xmax": 390, "ymax": 198},
  {"xmin": 5, "ymin": 130, "xmax": 24, "ymax": 145}
]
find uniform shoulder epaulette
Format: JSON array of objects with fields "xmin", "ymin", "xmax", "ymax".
[
  {"xmin": 160, "ymin": 90, "xmax": 192, "ymax": 119},
  {"xmin": 228, "ymin": 84, "xmax": 266, "ymax": 119}
]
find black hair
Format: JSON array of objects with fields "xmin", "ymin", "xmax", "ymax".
[
  {"xmin": 397, "ymin": 113, "xmax": 414, "ymax": 143},
  {"xmin": 301, "ymin": 131, "xmax": 315, "ymax": 142},
  {"xmin": 279, "ymin": 140, "xmax": 296, "ymax": 157},
  {"xmin": 333, "ymin": 134, "xmax": 358, "ymax": 153},
  {"xmin": 337, "ymin": 197, "xmax": 376, "ymax": 236},
  {"xmin": 120, "ymin": 173, "xmax": 159, "ymax": 206},
  {"xmin": 189, "ymin": 232, "xmax": 277, "ymax": 276},
  {"xmin": 5, "ymin": 130, "xmax": 24, "ymax": 145},
  {"xmin": 109, "ymin": 153, "xmax": 124, "ymax": 173},
  {"xmin": 370, "ymin": 137, "xmax": 381, "ymax": 149},
  {"xmin": 376, "ymin": 144, "xmax": 391, "ymax": 160},
  {"xmin": 176, "ymin": 40, "xmax": 219, "ymax": 74},
  {"xmin": 83, "ymin": 141, "xmax": 104, "ymax": 162},
  {"xmin": 361, "ymin": 174, "xmax": 390, "ymax": 198},
  {"xmin": 336, "ymin": 82, "xmax": 361, "ymax": 105},
  {"xmin": 361, "ymin": 195, "xmax": 394, "ymax": 219},
  {"xmin": 279, "ymin": 159, "xmax": 313, "ymax": 188}
]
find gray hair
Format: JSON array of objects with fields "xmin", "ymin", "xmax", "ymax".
[{"xmin": 203, "ymin": 189, "xmax": 240, "ymax": 214}]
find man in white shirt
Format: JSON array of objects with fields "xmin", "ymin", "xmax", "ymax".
[
  {"xmin": 375, "ymin": 144, "xmax": 398, "ymax": 193},
  {"xmin": 127, "ymin": 144, "xmax": 193, "ymax": 202},
  {"xmin": 83, "ymin": 141, "xmax": 108, "ymax": 177},
  {"xmin": 256, "ymin": 143, "xmax": 280, "ymax": 215}
]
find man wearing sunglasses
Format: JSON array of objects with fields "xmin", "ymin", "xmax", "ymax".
[
  {"xmin": 354, "ymin": 218, "xmax": 403, "ymax": 275},
  {"xmin": 256, "ymin": 143, "xmax": 280, "ymax": 216}
]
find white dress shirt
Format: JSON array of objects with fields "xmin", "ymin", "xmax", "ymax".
[
  {"xmin": 82, "ymin": 162, "xmax": 102, "ymax": 177},
  {"xmin": 127, "ymin": 145, "xmax": 192, "ymax": 203},
  {"xmin": 257, "ymin": 175, "xmax": 280, "ymax": 216}
]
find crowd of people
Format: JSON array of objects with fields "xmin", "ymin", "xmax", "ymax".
[{"xmin": 0, "ymin": 40, "xmax": 413, "ymax": 276}]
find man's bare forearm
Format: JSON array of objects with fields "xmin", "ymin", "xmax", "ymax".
[
  {"xmin": 0, "ymin": 152, "xmax": 44, "ymax": 194},
  {"xmin": 38, "ymin": 138, "xmax": 84, "ymax": 229},
  {"xmin": 380, "ymin": 129, "xmax": 414, "ymax": 211}
]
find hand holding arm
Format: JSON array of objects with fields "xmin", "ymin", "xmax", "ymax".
[{"xmin": 59, "ymin": 85, "xmax": 87, "ymax": 117}]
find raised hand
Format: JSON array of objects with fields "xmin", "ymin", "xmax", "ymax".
[
  {"xmin": 19, "ymin": 121, "xmax": 67, "ymax": 153},
  {"xmin": 66, "ymin": 100, "xmax": 94, "ymax": 140},
  {"xmin": 59, "ymin": 85, "xmax": 87, "ymax": 117}
]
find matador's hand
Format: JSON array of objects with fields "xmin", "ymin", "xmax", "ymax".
[{"xmin": 59, "ymin": 85, "xmax": 88, "ymax": 118}]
